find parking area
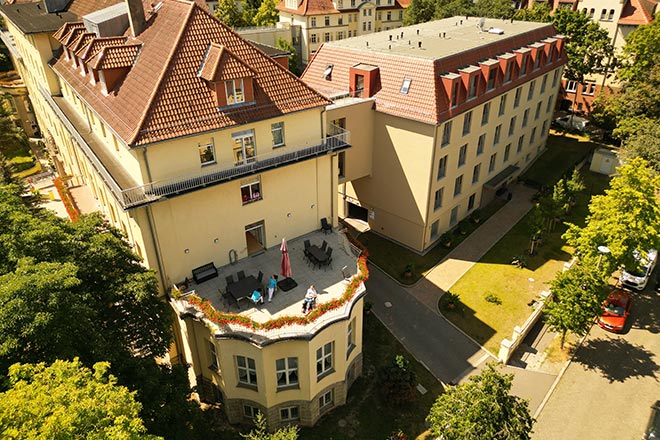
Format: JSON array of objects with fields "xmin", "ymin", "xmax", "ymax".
[{"xmin": 533, "ymin": 277, "xmax": 660, "ymax": 439}]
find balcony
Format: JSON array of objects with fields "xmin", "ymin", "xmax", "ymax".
[
  {"xmin": 40, "ymin": 85, "xmax": 351, "ymax": 210},
  {"xmin": 169, "ymin": 229, "xmax": 366, "ymax": 346}
]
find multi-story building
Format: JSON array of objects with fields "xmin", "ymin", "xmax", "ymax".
[
  {"xmin": 526, "ymin": 0, "xmax": 656, "ymax": 113},
  {"xmin": 302, "ymin": 17, "xmax": 567, "ymax": 253},
  {"xmin": 277, "ymin": 0, "xmax": 410, "ymax": 64},
  {"xmin": 0, "ymin": 0, "xmax": 364, "ymax": 429}
]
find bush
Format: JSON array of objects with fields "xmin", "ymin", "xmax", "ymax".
[
  {"xmin": 379, "ymin": 355, "xmax": 417, "ymax": 406},
  {"xmin": 10, "ymin": 155, "xmax": 35, "ymax": 172},
  {"xmin": 484, "ymin": 292, "xmax": 502, "ymax": 305}
]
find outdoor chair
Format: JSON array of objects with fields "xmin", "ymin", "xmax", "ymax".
[
  {"xmin": 237, "ymin": 270, "xmax": 245, "ymax": 280},
  {"xmin": 257, "ymin": 271, "xmax": 263, "ymax": 283},
  {"xmin": 225, "ymin": 275, "xmax": 234, "ymax": 285},
  {"xmin": 324, "ymin": 247, "xmax": 333, "ymax": 269},
  {"xmin": 321, "ymin": 217, "xmax": 332, "ymax": 234},
  {"xmin": 321, "ymin": 240, "xmax": 328, "ymax": 251},
  {"xmin": 341, "ymin": 265, "xmax": 352, "ymax": 281},
  {"xmin": 304, "ymin": 239, "xmax": 311, "ymax": 249}
]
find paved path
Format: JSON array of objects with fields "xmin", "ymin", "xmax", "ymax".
[{"xmin": 408, "ymin": 183, "xmax": 537, "ymax": 310}]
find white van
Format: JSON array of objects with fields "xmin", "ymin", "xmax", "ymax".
[{"xmin": 620, "ymin": 249, "xmax": 658, "ymax": 291}]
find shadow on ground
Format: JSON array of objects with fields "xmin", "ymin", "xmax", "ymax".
[
  {"xmin": 632, "ymin": 289, "xmax": 660, "ymax": 335},
  {"xmin": 573, "ymin": 337, "xmax": 660, "ymax": 383}
]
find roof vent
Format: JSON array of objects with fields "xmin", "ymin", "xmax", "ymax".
[
  {"xmin": 366, "ymin": 41, "xmax": 369, "ymax": 47},
  {"xmin": 488, "ymin": 27, "xmax": 504, "ymax": 35},
  {"xmin": 83, "ymin": 3, "xmax": 129, "ymax": 37},
  {"xmin": 389, "ymin": 35, "xmax": 392, "ymax": 41},
  {"xmin": 477, "ymin": 17, "xmax": 485, "ymax": 31},
  {"xmin": 416, "ymin": 29, "xmax": 419, "ymax": 35}
]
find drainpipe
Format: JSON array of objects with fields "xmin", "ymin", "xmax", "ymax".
[
  {"xmin": 139, "ymin": 147, "xmax": 167, "ymax": 290},
  {"xmin": 423, "ymin": 126, "xmax": 440, "ymax": 250}
]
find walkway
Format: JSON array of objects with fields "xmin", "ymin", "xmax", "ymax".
[{"xmin": 408, "ymin": 183, "xmax": 537, "ymax": 310}]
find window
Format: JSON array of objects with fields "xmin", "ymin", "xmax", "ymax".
[
  {"xmin": 454, "ymin": 175, "xmax": 463, "ymax": 197},
  {"xmin": 237, "ymin": 356, "xmax": 257, "ymax": 387},
  {"xmin": 399, "ymin": 10, "xmax": 403, "ymax": 19},
  {"xmin": 311, "ymin": 34, "xmax": 317, "ymax": 43},
  {"xmin": 489, "ymin": 153, "xmax": 497, "ymax": 173},
  {"xmin": 338, "ymin": 16, "xmax": 343, "ymax": 24},
  {"xmin": 541, "ymin": 74, "xmax": 548, "ymax": 94},
  {"xmin": 508, "ymin": 116, "xmax": 516, "ymax": 136},
  {"xmin": 514, "ymin": 87, "xmax": 522, "ymax": 108},
  {"xmin": 522, "ymin": 109, "xmax": 529, "ymax": 128},
  {"xmin": 400, "ymin": 78, "xmax": 412, "ymax": 94},
  {"xmin": 481, "ymin": 102, "xmax": 490, "ymax": 125},
  {"xmin": 565, "ymin": 80, "xmax": 577, "ymax": 93},
  {"xmin": 583, "ymin": 83, "xmax": 596, "ymax": 95},
  {"xmin": 208, "ymin": 341, "xmax": 219, "ymax": 371},
  {"xmin": 468, "ymin": 75, "xmax": 478, "ymax": 99},
  {"xmin": 225, "ymin": 79, "xmax": 245, "ymax": 105},
  {"xmin": 472, "ymin": 163, "xmax": 480, "ymax": 184},
  {"xmin": 368, "ymin": 8, "xmax": 372, "ymax": 16},
  {"xmin": 542, "ymin": 120, "xmax": 548, "ymax": 134},
  {"xmin": 487, "ymin": 69, "xmax": 497, "ymax": 90},
  {"xmin": 244, "ymin": 405, "xmax": 259, "ymax": 418},
  {"xmin": 362, "ymin": 22, "xmax": 367, "ymax": 32},
  {"xmin": 468, "ymin": 193, "xmax": 476, "ymax": 211},
  {"xmin": 325, "ymin": 15, "xmax": 330, "ymax": 25},
  {"xmin": 276, "ymin": 357, "xmax": 299, "ymax": 388},
  {"xmin": 504, "ymin": 143, "xmax": 511, "ymax": 162},
  {"xmin": 271, "ymin": 122, "xmax": 285, "ymax": 147},
  {"xmin": 494, "ymin": 124, "xmax": 501, "ymax": 145},
  {"xmin": 324, "ymin": 32, "xmax": 331, "ymax": 42},
  {"xmin": 517, "ymin": 135, "xmax": 524, "ymax": 153},
  {"xmin": 377, "ymin": 11, "xmax": 381, "ymax": 19},
  {"xmin": 349, "ymin": 13, "xmax": 352, "ymax": 22},
  {"xmin": 546, "ymin": 95, "xmax": 554, "ymax": 113},
  {"xmin": 534, "ymin": 52, "xmax": 541, "ymax": 70},
  {"xmin": 363, "ymin": 9, "xmax": 367, "ymax": 16},
  {"xmin": 462, "ymin": 111, "xmax": 472, "ymax": 135},
  {"xmin": 387, "ymin": 11, "xmax": 391, "ymax": 20},
  {"xmin": 477, "ymin": 134, "xmax": 485, "ymax": 156},
  {"xmin": 437, "ymin": 155, "xmax": 448, "ymax": 180},
  {"xmin": 458, "ymin": 144, "xmax": 467, "ymax": 167},
  {"xmin": 520, "ymin": 55, "xmax": 528, "ymax": 76},
  {"xmin": 434, "ymin": 187, "xmax": 443, "ymax": 211},
  {"xmin": 451, "ymin": 82, "xmax": 460, "ymax": 107},
  {"xmin": 347, "ymin": 319, "xmax": 356, "ymax": 357},
  {"xmin": 233, "ymin": 131, "xmax": 256, "ymax": 165},
  {"xmin": 320, "ymin": 389, "xmax": 334, "ymax": 411},
  {"xmin": 528, "ymin": 80, "xmax": 535, "ymax": 101},
  {"xmin": 600, "ymin": 8, "xmax": 606, "ymax": 20},
  {"xmin": 498, "ymin": 95, "xmax": 507, "ymax": 116},
  {"xmin": 338, "ymin": 151, "xmax": 346, "ymax": 178},
  {"xmin": 530, "ymin": 127, "xmax": 537, "ymax": 144},
  {"xmin": 337, "ymin": 31, "xmax": 343, "ymax": 40},
  {"xmin": 450, "ymin": 206, "xmax": 458, "ymax": 226},
  {"xmin": 504, "ymin": 62, "xmax": 512, "ymax": 83},
  {"xmin": 368, "ymin": 22, "xmax": 371, "ymax": 31},
  {"xmin": 441, "ymin": 121, "xmax": 452, "ymax": 146},
  {"xmin": 535, "ymin": 101, "xmax": 542, "ymax": 120},
  {"xmin": 311, "ymin": 17, "xmax": 317, "ymax": 27},
  {"xmin": 198, "ymin": 143, "xmax": 215, "ymax": 165},
  {"xmin": 316, "ymin": 342, "xmax": 333, "ymax": 379},
  {"xmin": 526, "ymin": 153, "xmax": 531, "ymax": 162},
  {"xmin": 609, "ymin": 9, "xmax": 615, "ymax": 20},
  {"xmin": 430, "ymin": 220, "xmax": 439, "ymax": 239},
  {"xmin": 552, "ymin": 69, "xmax": 560, "ymax": 88},
  {"xmin": 281, "ymin": 406, "xmax": 300, "ymax": 422}
]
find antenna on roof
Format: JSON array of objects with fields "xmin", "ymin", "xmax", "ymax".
[{"xmin": 478, "ymin": 17, "xmax": 486, "ymax": 31}]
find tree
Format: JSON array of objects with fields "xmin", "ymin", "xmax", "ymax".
[
  {"xmin": 617, "ymin": 17, "xmax": 660, "ymax": 83},
  {"xmin": 426, "ymin": 363, "xmax": 534, "ymax": 440},
  {"xmin": 544, "ymin": 264, "xmax": 606, "ymax": 348},
  {"xmin": 434, "ymin": 0, "xmax": 473, "ymax": 19},
  {"xmin": 0, "ymin": 105, "xmax": 29, "ymax": 159},
  {"xmin": 619, "ymin": 124, "xmax": 660, "ymax": 173},
  {"xmin": 241, "ymin": 412, "xmax": 299, "ymax": 440},
  {"xmin": 563, "ymin": 157, "xmax": 660, "ymax": 275},
  {"xmin": 513, "ymin": 3, "xmax": 551, "ymax": 23},
  {"xmin": 403, "ymin": 0, "xmax": 434, "ymax": 26},
  {"xmin": 254, "ymin": 0, "xmax": 279, "ymax": 26},
  {"xmin": 0, "ymin": 359, "xmax": 159, "ymax": 439},
  {"xmin": 474, "ymin": 0, "xmax": 514, "ymax": 19},
  {"xmin": 276, "ymin": 38, "xmax": 301, "ymax": 76},
  {"xmin": 214, "ymin": 0, "xmax": 245, "ymax": 28},
  {"xmin": 379, "ymin": 355, "xmax": 417, "ymax": 405},
  {"xmin": 565, "ymin": 168, "xmax": 585, "ymax": 204}
]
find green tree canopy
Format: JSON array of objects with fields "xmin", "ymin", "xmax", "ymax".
[
  {"xmin": 544, "ymin": 264, "xmax": 607, "ymax": 348},
  {"xmin": 276, "ymin": 38, "xmax": 301, "ymax": 76},
  {"xmin": 513, "ymin": 3, "xmax": 551, "ymax": 23},
  {"xmin": 254, "ymin": 0, "xmax": 279, "ymax": 26},
  {"xmin": 617, "ymin": 15, "xmax": 660, "ymax": 83},
  {"xmin": 403, "ymin": 0, "xmax": 434, "ymax": 25},
  {"xmin": 563, "ymin": 157, "xmax": 660, "ymax": 274},
  {"xmin": 619, "ymin": 124, "xmax": 660, "ymax": 173},
  {"xmin": 241, "ymin": 412, "xmax": 299, "ymax": 440},
  {"xmin": 0, "ymin": 359, "xmax": 160, "ymax": 439},
  {"xmin": 214, "ymin": 0, "xmax": 246, "ymax": 27},
  {"xmin": 0, "ymin": 105, "xmax": 29, "ymax": 159},
  {"xmin": 474, "ymin": 0, "xmax": 514, "ymax": 19},
  {"xmin": 434, "ymin": 0, "xmax": 474, "ymax": 19},
  {"xmin": 426, "ymin": 363, "xmax": 534, "ymax": 440}
]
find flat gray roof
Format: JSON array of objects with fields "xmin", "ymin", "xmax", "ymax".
[{"xmin": 326, "ymin": 16, "xmax": 553, "ymax": 60}]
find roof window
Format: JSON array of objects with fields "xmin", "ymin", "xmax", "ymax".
[
  {"xmin": 400, "ymin": 78, "xmax": 412, "ymax": 94},
  {"xmin": 324, "ymin": 64, "xmax": 333, "ymax": 80}
]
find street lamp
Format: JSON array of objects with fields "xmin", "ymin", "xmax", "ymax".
[{"xmin": 597, "ymin": 245, "xmax": 610, "ymax": 269}]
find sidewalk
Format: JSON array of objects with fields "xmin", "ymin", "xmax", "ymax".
[{"xmin": 408, "ymin": 183, "xmax": 537, "ymax": 311}]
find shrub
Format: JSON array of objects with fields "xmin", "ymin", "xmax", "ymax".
[
  {"xmin": 10, "ymin": 155, "xmax": 35, "ymax": 172},
  {"xmin": 378, "ymin": 355, "xmax": 417, "ymax": 406},
  {"xmin": 484, "ymin": 292, "xmax": 502, "ymax": 305}
]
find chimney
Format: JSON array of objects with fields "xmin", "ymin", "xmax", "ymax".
[{"xmin": 126, "ymin": 0, "xmax": 146, "ymax": 37}]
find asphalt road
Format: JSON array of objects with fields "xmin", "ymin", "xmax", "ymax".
[{"xmin": 533, "ymin": 282, "xmax": 660, "ymax": 439}]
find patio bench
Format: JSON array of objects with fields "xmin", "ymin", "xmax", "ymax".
[{"xmin": 192, "ymin": 262, "xmax": 218, "ymax": 284}]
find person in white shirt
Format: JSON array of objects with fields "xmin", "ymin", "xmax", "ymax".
[{"xmin": 302, "ymin": 285, "xmax": 317, "ymax": 313}]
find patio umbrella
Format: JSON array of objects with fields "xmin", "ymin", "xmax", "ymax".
[{"xmin": 280, "ymin": 238, "xmax": 292, "ymax": 278}]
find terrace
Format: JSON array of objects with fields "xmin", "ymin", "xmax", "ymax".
[{"xmin": 170, "ymin": 229, "xmax": 366, "ymax": 345}]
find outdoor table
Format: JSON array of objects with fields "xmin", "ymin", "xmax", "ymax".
[
  {"xmin": 227, "ymin": 275, "xmax": 262, "ymax": 309},
  {"xmin": 307, "ymin": 245, "xmax": 328, "ymax": 267}
]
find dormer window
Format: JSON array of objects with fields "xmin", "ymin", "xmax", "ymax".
[
  {"xmin": 226, "ymin": 79, "xmax": 245, "ymax": 104},
  {"xmin": 468, "ymin": 75, "xmax": 478, "ymax": 99},
  {"xmin": 520, "ymin": 55, "xmax": 528, "ymax": 76}
]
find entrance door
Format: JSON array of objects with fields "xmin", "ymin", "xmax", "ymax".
[
  {"xmin": 347, "ymin": 202, "xmax": 368, "ymax": 222},
  {"xmin": 245, "ymin": 221, "xmax": 265, "ymax": 256}
]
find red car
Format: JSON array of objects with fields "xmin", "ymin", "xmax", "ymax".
[{"xmin": 598, "ymin": 290, "xmax": 632, "ymax": 333}]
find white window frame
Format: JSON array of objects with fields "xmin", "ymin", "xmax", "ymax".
[
  {"xmin": 565, "ymin": 80, "xmax": 578, "ymax": 93},
  {"xmin": 434, "ymin": 187, "xmax": 444, "ymax": 211},
  {"xmin": 441, "ymin": 121, "xmax": 452, "ymax": 146},
  {"xmin": 271, "ymin": 121, "xmax": 285, "ymax": 147},
  {"xmin": 472, "ymin": 163, "xmax": 480, "ymax": 184},
  {"xmin": 225, "ymin": 78, "xmax": 245, "ymax": 105},
  {"xmin": 400, "ymin": 78, "xmax": 412, "ymax": 94},
  {"xmin": 494, "ymin": 124, "xmax": 501, "ymax": 145},
  {"xmin": 241, "ymin": 178, "xmax": 262, "ymax": 205},
  {"xmin": 462, "ymin": 111, "xmax": 472, "ymax": 136},
  {"xmin": 276, "ymin": 357, "xmax": 299, "ymax": 388},
  {"xmin": 437, "ymin": 155, "xmax": 447, "ymax": 180},
  {"xmin": 316, "ymin": 342, "xmax": 334, "ymax": 379},
  {"xmin": 237, "ymin": 355, "xmax": 258, "ymax": 387},
  {"xmin": 347, "ymin": 319, "xmax": 356, "ymax": 357},
  {"xmin": 458, "ymin": 144, "xmax": 467, "ymax": 167},
  {"xmin": 198, "ymin": 142, "xmax": 216, "ymax": 166},
  {"xmin": 454, "ymin": 175, "xmax": 463, "ymax": 197},
  {"xmin": 208, "ymin": 341, "xmax": 219, "ymax": 371},
  {"xmin": 280, "ymin": 406, "xmax": 300, "ymax": 422},
  {"xmin": 319, "ymin": 389, "xmax": 334, "ymax": 411},
  {"xmin": 481, "ymin": 102, "xmax": 490, "ymax": 125},
  {"xmin": 244, "ymin": 404, "xmax": 259, "ymax": 419},
  {"xmin": 489, "ymin": 153, "xmax": 497, "ymax": 173},
  {"xmin": 233, "ymin": 130, "xmax": 256, "ymax": 165}
]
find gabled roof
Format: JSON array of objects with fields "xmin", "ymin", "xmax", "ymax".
[
  {"xmin": 277, "ymin": 0, "xmax": 408, "ymax": 15},
  {"xmin": 198, "ymin": 43, "xmax": 255, "ymax": 82},
  {"xmin": 52, "ymin": 0, "xmax": 330, "ymax": 146},
  {"xmin": 53, "ymin": 21, "xmax": 83, "ymax": 41},
  {"xmin": 69, "ymin": 31, "xmax": 95, "ymax": 53},
  {"xmin": 619, "ymin": 0, "xmax": 657, "ymax": 25},
  {"xmin": 89, "ymin": 43, "xmax": 141, "ymax": 69},
  {"xmin": 67, "ymin": 0, "xmax": 121, "ymax": 17},
  {"xmin": 76, "ymin": 36, "xmax": 126, "ymax": 59}
]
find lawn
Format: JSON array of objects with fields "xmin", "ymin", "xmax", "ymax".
[
  {"xmin": 521, "ymin": 132, "xmax": 601, "ymax": 187},
  {"xmin": 298, "ymin": 313, "xmax": 442, "ymax": 440},
  {"xmin": 443, "ymin": 171, "xmax": 610, "ymax": 354},
  {"xmin": 356, "ymin": 198, "xmax": 508, "ymax": 284}
]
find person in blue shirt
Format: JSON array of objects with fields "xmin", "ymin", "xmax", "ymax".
[
  {"xmin": 267, "ymin": 274, "xmax": 278, "ymax": 302},
  {"xmin": 250, "ymin": 289, "xmax": 263, "ymax": 304}
]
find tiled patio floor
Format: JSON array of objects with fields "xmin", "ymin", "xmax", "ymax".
[{"xmin": 189, "ymin": 229, "xmax": 361, "ymax": 323}]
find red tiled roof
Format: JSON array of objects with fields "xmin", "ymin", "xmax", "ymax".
[
  {"xmin": 53, "ymin": 0, "xmax": 330, "ymax": 146},
  {"xmin": 76, "ymin": 36, "xmax": 126, "ymax": 59},
  {"xmin": 302, "ymin": 25, "xmax": 564, "ymax": 125},
  {"xmin": 278, "ymin": 0, "xmax": 408, "ymax": 14},
  {"xmin": 619, "ymin": 0, "xmax": 657, "ymax": 25},
  {"xmin": 61, "ymin": 26, "xmax": 87, "ymax": 46},
  {"xmin": 69, "ymin": 32, "xmax": 96, "ymax": 53},
  {"xmin": 67, "ymin": 0, "xmax": 122, "ymax": 18},
  {"xmin": 89, "ymin": 43, "xmax": 142, "ymax": 69},
  {"xmin": 54, "ymin": 22, "xmax": 84, "ymax": 42},
  {"xmin": 198, "ymin": 43, "xmax": 255, "ymax": 82}
]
